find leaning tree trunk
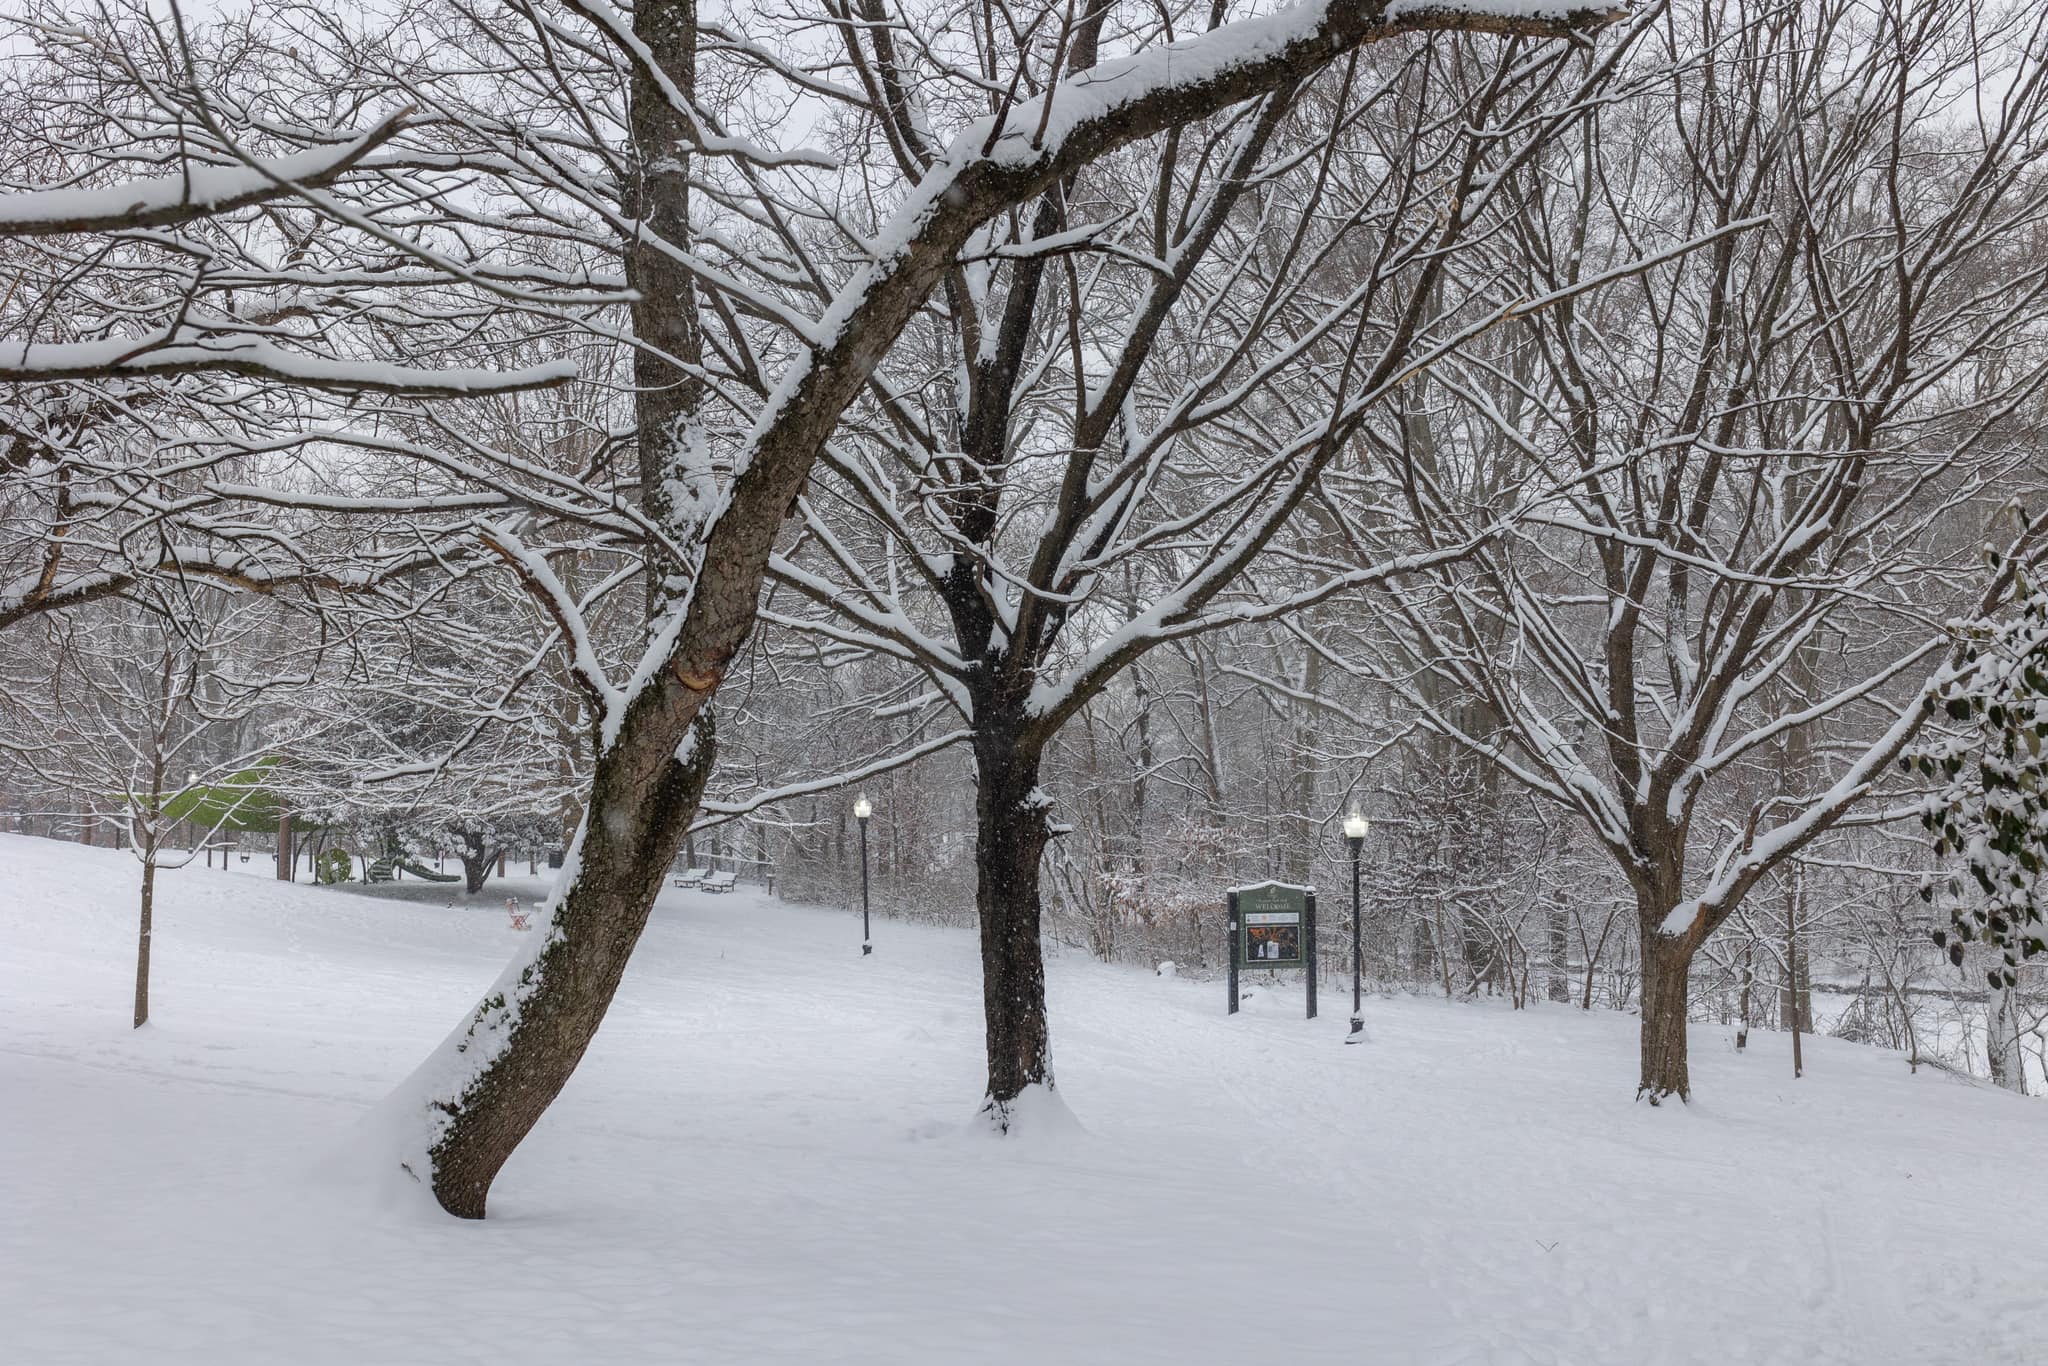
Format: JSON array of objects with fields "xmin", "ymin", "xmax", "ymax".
[
  {"xmin": 420, "ymin": 701, "xmax": 716, "ymax": 1217},
  {"xmin": 133, "ymin": 859, "xmax": 155, "ymax": 1029},
  {"xmin": 973, "ymin": 722, "xmax": 1054, "ymax": 1125},
  {"xmin": 409, "ymin": 0, "xmax": 713, "ymax": 1215},
  {"xmin": 1638, "ymin": 917, "xmax": 1697, "ymax": 1103}
]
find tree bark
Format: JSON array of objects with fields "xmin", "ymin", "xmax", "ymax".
[
  {"xmin": 1987, "ymin": 982, "xmax": 2026, "ymax": 1094},
  {"xmin": 133, "ymin": 859, "xmax": 154, "ymax": 1029},
  {"xmin": 1283, "ymin": 647, "xmax": 1320, "ymax": 885},
  {"xmin": 418, "ymin": 0, "xmax": 711, "ymax": 1219},
  {"xmin": 1638, "ymin": 925, "xmax": 1695, "ymax": 1102},
  {"xmin": 973, "ymin": 722, "xmax": 1054, "ymax": 1123},
  {"xmin": 625, "ymin": 0, "xmax": 704, "ymax": 625},
  {"xmin": 425, "ymin": 704, "xmax": 716, "ymax": 1217},
  {"xmin": 1129, "ymin": 661, "xmax": 1152, "ymax": 882},
  {"xmin": 1784, "ymin": 871, "xmax": 1806, "ymax": 1080},
  {"xmin": 1546, "ymin": 893, "xmax": 1571, "ymax": 1003},
  {"xmin": 1735, "ymin": 938, "xmax": 1753, "ymax": 1052},
  {"xmin": 459, "ymin": 833, "xmax": 492, "ymax": 896}
]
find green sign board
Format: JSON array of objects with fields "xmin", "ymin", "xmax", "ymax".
[
  {"xmin": 1235, "ymin": 883, "xmax": 1307, "ymax": 967},
  {"xmin": 1227, "ymin": 881, "xmax": 1317, "ymax": 1019}
]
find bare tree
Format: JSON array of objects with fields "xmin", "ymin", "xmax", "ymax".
[
  {"xmin": 768, "ymin": 18, "xmax": 1642, "ymax": 1121},
  {"xmin": 1317, "ymin": 0, "xmax": 2048, "ymax": 1099},
  {"xmin": 0, "ymin": 597, "xmax": 307, "ymax": 1025},
  {"xmin": 6, "ymin": 0, "xmax": 1625, "ymax": 1214},
  {"xmin": 344, "ymin": 0, "xmax": 1623, "ymax": 1214}
]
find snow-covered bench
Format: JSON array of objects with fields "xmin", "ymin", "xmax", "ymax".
[
  {"xmin": 703, "ymin": 870, "xmax": 738, "ymax": 894},
  {"xmin": 673, "ymin": 867, "xmax": 707, "ymax": 889}
]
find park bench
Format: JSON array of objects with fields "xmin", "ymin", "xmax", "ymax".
[
  {"xmin": 673, "ymin": 867, "xmax": 707, "ymax": 889},
  {"xmin": 703, "ymin": 870, "xmax": 738, "ymax": 894}
]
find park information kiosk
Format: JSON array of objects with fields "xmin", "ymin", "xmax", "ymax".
[{"xmin": 1227, "ymin": 881, "xmax": 1316, "ymax": 1018}]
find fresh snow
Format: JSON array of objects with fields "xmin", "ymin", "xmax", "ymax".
[
  {"xmin": 4, "ymin": 833, "xmax": 2046, "ymax": 1364},
  {"xmin": 0, "ymin": 332, "xmax": 577, "ymax": 393},
  {"xmin": 0, "ymin": 135, "xmax": 393, "ymax": 233}
]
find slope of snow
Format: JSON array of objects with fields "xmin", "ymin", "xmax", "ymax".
[{"xmin": 2, "ymin": 833, "xmax": 2044, "ymax": 1365}]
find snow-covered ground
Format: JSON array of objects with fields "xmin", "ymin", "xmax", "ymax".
[{"xmin": 3, "ymin": 833, "xmax": 2045, "ymax": 1365}]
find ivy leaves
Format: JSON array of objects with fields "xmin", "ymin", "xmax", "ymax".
[{"xmin": 1910, "ymin": 556, "xmax": 2048, "ymax": 990}]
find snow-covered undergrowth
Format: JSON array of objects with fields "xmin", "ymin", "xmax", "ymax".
[{"xmin": 3, "ymin": 833, "xmax": 2044, "ymax": 1365}]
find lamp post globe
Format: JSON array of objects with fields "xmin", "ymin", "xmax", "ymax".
[
  {"xmin": 853, "ymin": 794, "xmax": 873, "ymax": 955},
  {"xmin": 1343, "ymin": 811, "xmax": 1369, "ymax": 1039}
]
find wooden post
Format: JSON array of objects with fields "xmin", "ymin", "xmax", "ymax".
[
  {"xmin": 1305, "ymin": 889, "xmax": 1318, "ymax": 1020},
  {"xmin": 1227, "ymin": 890, "xmax": 1240, "ymax": 1015}
]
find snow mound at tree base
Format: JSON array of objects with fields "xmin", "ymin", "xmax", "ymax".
[{"xmin": 974, "ymin": 1081, "xmax": 1087, "ymax": 1143}]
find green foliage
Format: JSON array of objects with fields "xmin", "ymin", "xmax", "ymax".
[
  {"xmin": 1909, "ymin": 554, "xmax": 2048, "ymax": 989},
  {"xmin": 156, "ymin": 757, "xmax": 286, "ymax": 833},
  {"xmin": 315, "ymin": 848, "xmax": 354, "ymax": 885}
]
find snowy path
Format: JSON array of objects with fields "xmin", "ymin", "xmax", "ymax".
[{"xmin": 2, "ymin": 834, "xmax": 2044, "ymax": 1364}]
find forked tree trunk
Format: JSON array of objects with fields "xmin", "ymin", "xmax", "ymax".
[
  {"xmin": 1638, "ymin": 924, "xmax": 1695, "ymax": 1102},
  {"xmin": 973, "ymin": 724, "xmax": 1053, "ymax": 1123},
  {"xmin": 425, "ymin": 705, "xmax": 715, "ymax": 1217},
  {"xmin": 133, "ymin": 859, "xmax": 154, "ymax": 1029}
]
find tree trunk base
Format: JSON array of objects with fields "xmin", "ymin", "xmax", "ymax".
[
  {"xmin": 978, "ymin": 1081, "xmax": 1080, "ymax": 1137},
  {"xmin": 1638, "ymin": 930, "xmax": 1694, "ymax": 1104},
  {"xmin": 974, "ymin": 730, "xmax": 1055, "ymax": 1118},
  {"xmin": 402, "ymin": 704, "xmax": 717, "ymax": 1218}
]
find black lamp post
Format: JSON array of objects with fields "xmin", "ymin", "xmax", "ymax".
[
  {"xmin": 853, "ymin": 792, "xmax": 873, "ymax": 955},
  {"xmin": 1344, "ymin": 810, "xmax": 1369, "ymax": 1040}
]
